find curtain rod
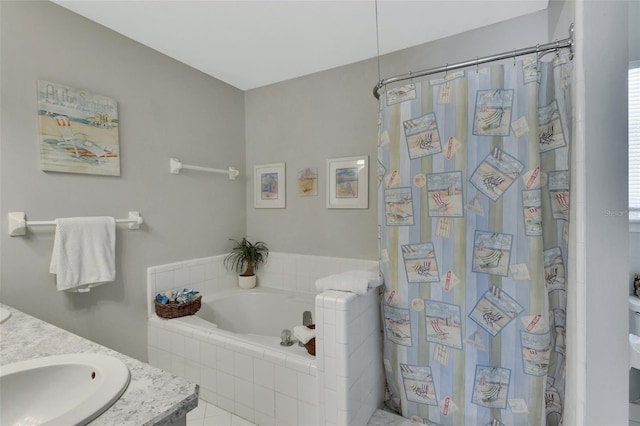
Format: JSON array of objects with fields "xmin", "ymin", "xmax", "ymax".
[{"xmin": 373, "ymin": 23, "xmax": 575, "ymax": 100}]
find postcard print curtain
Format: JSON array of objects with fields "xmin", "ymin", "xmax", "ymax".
[{"xmin": 377, "ymin": 57, "xmax": 571, "ymax": 426}]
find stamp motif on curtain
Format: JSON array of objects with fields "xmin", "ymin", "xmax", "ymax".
[
  {"xmin": 548, "ymin": 170, "xmax": 570, "ymax": 220},
  {"xmin": 552, "ymin": 308, "xmax": 566, "ymax": 354},
  {"xmin": 401, "ymin": 243, "xmax": 439, "ymax": 283},
  {"xmin": 543, "ymin": 247, "xmax": 566, "ymax": 291},
  {"xmin": 383, "ymin": 305, "xmax": 412, "ymax": 347},
  {"xmin": 523, "ymin": 57, "xmax": 539, "ymax": 84},
  {"xmin": 520, "ymin": 331, "xmax": 551, "ymax": 376},
  {"xmin": 387, "ymin": 83, "xmax": 416, "ymax": 106},
  {"xmin": 472, "ymin": 89, "xmax": 514, "ymax": 136},
  {"xmin": 522, "ymin": 166, "xmax": 547, "ymax": 190},
  {"xmin": 384, "ymin": 187, "xmax": 415, "ymax": 226},
  {"xmin": 538, "ymin": 100, "xmax": 566, "ymax": 152},
  {"xmin": 468, "ymin": 285, "xmax": 524, "ymax": 336},
  {"xmin": 403, "ymin": 113, "xmax": 442, "ymax": 159},
  {"xmin": 471, "ymin": 365, "xmax": 511, "ymax": 409},
  {"xmin": 472, "ymin": 231, "xmax": 513, "ymax": 277},
  {"xmin": 424, "ymin": 300, "xmax": 462, "ymax": 349},
  {"xmin": 470, "ymin": 147, "xmax": 524, "ymax": 202},
  {"xmin": 522, "ymin": 189, "xmax": 543, "ymax": 236},
  {"xmin": 427, "ymin": 171, "xmax": 464, "ymax": 217},
  {"xmin": 400, "ymin": 364, "xmax": 438, "ymax": 406}
]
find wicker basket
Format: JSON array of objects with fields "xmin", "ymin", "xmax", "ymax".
[
  {"xmin": 154, "ymin": 296, "xmax": 202, "ymax": 319},
  {"xmin": 304, "ymin": 324, "xmax": 316, "ymax": 356}
]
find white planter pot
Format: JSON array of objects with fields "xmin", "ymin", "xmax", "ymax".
[{"xmin": 238, "ymin": 275, "xmax": 256, "ymax": 289}]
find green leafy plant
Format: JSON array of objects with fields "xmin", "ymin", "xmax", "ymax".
[{"xmin": 224, "ymin": 238, "xmax": 269, "ymax": 277}]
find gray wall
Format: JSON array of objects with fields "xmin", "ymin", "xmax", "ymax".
[
  {"xmin": 244, "ymin": 10, "xmax": 549, "ymax": 260},
  {"xmin": 0, "ymin": 1, "xmax": 246, "ymax": 361},
  {"xmin": 631, "ymin": 0, "xmax": 640, "ymax": 63},
  {"xmin": 548, "ymin": 0, "xmax": 573, "ymax": 41},
  {"xmin": 244, "ymin": 59, "xmax": 380, "ymax": 259}
]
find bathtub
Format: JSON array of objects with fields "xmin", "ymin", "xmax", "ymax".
[
  {"xmin": 194, "ymin": 287, "xmax": 314, "ymax": 336},
  {"xmin": 173, "ymin": 287, "xmax": 316, "ymax": 356},
  {"xmin": 148, "ymin": 286, "xmax": 320, "ymax": 425},
  {"xmin": 147, "ymin": 253, "xmax": 384, "ymax": 425}
]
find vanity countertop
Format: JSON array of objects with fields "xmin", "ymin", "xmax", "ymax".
[{"xmin": 0, "ymin": 303, "xmax": 198, "ymax": 425}]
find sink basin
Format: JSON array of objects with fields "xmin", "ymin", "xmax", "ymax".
[
  {"xmin": 0, "ymin": 353, "xmax": 130, "ymax": 426},
  {"xmin": 0, "ymin": 308, "xmax": 10, "ymax": 324}
]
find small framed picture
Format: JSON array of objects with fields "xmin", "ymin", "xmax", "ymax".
[
  {"xmin": 297, "ymin": 167, "xmax": 318, "ymax": 196},
  {"xmin": 254, "ymin": 162, "xmax": 285, "ymax": 208},
  {"xmin": 326, "ymin": 155, "xmax": 368, "ymax": 209}
]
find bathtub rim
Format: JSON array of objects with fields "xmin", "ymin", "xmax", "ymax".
[
  {"xmin": 149, "ymin": 286, "xmax": 316, "ymax": 320},
  {"xmin": 148, "ymin": 286, "xmax": 318, "ymax": 364},
  {"xmin": 198, "ymin": 285, "xmax": 316, "ymax": 304}
]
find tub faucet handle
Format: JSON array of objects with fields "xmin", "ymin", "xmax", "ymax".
[
  {"xmin": 303, "ymin": 310, "xmax": 313, "ymax": 326},
  {"xmin": 280, "ymin": 329, "xmax": 294, "ymax": 346}
]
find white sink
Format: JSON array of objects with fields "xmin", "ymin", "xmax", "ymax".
[
  {"xmin": 0, "ymin": 353, "xmax": 130, "ymax": 426},
  {"xmin": 632, "ymin": 333, "xmax": 640, "ymax": 370},
  {"xmin": 0, "ymin": 308, "xmax": 11, "ymax": 324}
]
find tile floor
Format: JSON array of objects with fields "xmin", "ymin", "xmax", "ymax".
[
  {"xmin": 186, "ymin": 399, "xmax": 256, "ymax": 426},
  {"xmin": 186, "ymin": 399, "xmax": 412, "ymax": 426}
]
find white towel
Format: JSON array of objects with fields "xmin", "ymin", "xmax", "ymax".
[
  {"xmin": 49, "ymin": 217, "xmax": 116, "ymax": 292},
  {"xmin": 315, "ymin": 270, "xmax": 382, "ymax": 295},
  {"xmin": 293, "ymin": 325, "xmax": 316, "ymax": 344}
]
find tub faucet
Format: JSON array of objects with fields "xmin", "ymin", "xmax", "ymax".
[
  {"xmin": 299, "ymin": 311, "xmax": 313, "ymax": 346},
  {"xmin": 303, "ymin": 310, "xmax": 313, "ymax": 326},
  {"xmin": 280, "ymin": 329, "xmax": 294, "ymax": 346}
]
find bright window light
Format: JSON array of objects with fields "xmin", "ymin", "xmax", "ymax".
[{"xmin": 630, "ymin": 62, "xmax": 640, "ymax": 222}]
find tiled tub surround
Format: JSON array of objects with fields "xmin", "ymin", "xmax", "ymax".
[
  {"xmin": 315, "ymin": 289, "xmax": 384, "ymax": 426},
  {"xmin": 147, "ymin": 252, "xmax": 384, "ymax": 425},
  {"xmin": 0, "ymin": 303, "xmax": 198, "ymax": 426},
  {"xmin": 148, "ymin": 311, "xmax": 317, "ymax": 425},
  {"xmin": 146, "ymin": 252, "xmax": 379, "ymax": 316}
]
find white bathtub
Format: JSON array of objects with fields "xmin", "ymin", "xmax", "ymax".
[
  {"xmin": 194, "ymin": 287, "xmax": 315, "ymax": 336},
  {"xmin": 148, "ymin": 286, "xmax": 320, "ymax": 424},
  {"xmin": 147, "ymin": 254, "xmax": 384, "ymax": 425},
  {"xmin": 172, "ymin": 287, "xmax": 316, "ymax": 356}
]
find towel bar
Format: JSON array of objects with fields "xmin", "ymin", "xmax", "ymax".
[
  {"xmin": 170, "ymin": 158, "xmax": 240, "ymax": 180},
  {"xmin": 7, "ymin": 211, "xmax": 143, "ymax": 237}
]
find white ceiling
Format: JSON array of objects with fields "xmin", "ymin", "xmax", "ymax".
[{"xmin": 52, "ymin": 1, "xmax": 549, "ymax": 91}]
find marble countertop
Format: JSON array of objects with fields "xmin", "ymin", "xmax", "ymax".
[{"xmin": 0, "ymin": 303, "xmax": 198, "ymax": 426}]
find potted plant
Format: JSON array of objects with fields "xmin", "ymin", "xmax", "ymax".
[{"xmin": 224, "ymin": 238, "xmax": 269, "ymax": 289}]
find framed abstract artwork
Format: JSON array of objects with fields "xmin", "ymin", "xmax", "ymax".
[
  {"xmin": 254, "ymin": 162, "xmax": 286, "ymax": 208},
  {"xmin": 326, "ymin": 155, "xmax": 368, "ymax": 209}
]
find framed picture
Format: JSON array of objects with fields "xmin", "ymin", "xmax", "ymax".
[
  {"xmin": 37, "ymin": 80, "xmax": 120, "ymax": 176},
  {"xmin": 326, "ymin": 155, "xmax": 368, "ymax": 209},
  {"xmin": 254, "ymin": 162, "xmax": 285, "ymax": 208},
  {"xmin": 297, "ymin": 167, "xmax": 318, "ymax": 196}
]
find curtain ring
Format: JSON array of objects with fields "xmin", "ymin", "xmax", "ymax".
[
  {"xmin": 513, "ymin": 48, "xmax": 516, "ymax": 68},
  {"xmin": 555, "ymin": 40, "xmax": 560, "ymax": 57},
  {"xmin": 444, "ymin": 63, "xmax": 448, "ymax": 79},
  {"xmin": 409, "ymin": 71, "xmax": 413, "ymax": 86},
  {"xmin": 476, "ymin": 57, "xmax": 479, "ymax": 74}
]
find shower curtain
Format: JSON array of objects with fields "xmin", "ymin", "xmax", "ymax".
[{"xmin": 377, "ymin": 56, "xmax": 571, "ymax": 425}]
